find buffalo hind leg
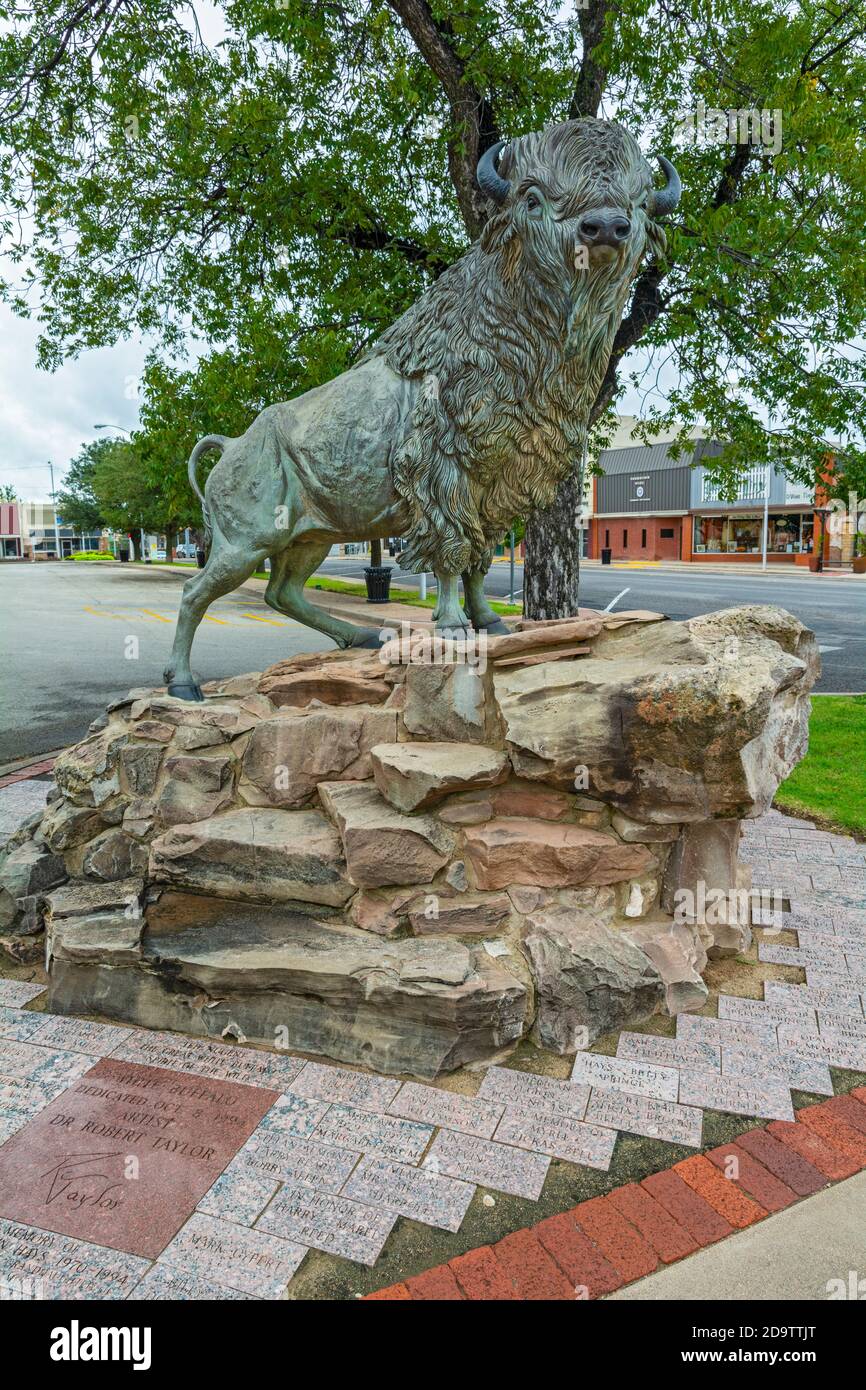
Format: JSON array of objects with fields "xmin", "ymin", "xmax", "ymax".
[
  {"xmin": 164, "ymin": 534, "xmax": 266, "ymax": 700},
  {"xmin": 265, "ymin": 541, "xmax": 386, "ymax": 649},
  {"xmin": 461, "ymin": 569, "xmax": 510, "ymax": 634}
]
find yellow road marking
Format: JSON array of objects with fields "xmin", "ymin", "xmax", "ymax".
[
  {"xmin": 203, "ymin": 615, "xmax": 231, "ymax": 625},
  {"xmin": 83, "ymin": 605, "xmax": 123, "ymax": 620},
  {"xmin": 141, "ymin": 608, "xmax": 171, "ymax": 623},
  {"xmin": 241, "ymin": 611, "xmax": 286, "ymax": 626}
]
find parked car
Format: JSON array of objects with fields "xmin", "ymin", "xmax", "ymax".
[{"xmin": 174, "ymin": 544, "xmax": 198, "ymax": 560}]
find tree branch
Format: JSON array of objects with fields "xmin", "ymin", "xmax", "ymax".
[
  {"xmin": 569, "ymin": 0, "xmax": 615, "ymax": 119},
  {"xmin": 386, "ymin": 0, "xmax": 499, "ymax": 237}
]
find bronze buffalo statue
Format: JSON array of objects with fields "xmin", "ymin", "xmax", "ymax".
[{"xmin": 165, "ymin": 116, "xmax": 680, "ymax": 698}]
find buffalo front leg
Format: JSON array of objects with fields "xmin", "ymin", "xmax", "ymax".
[
  {"xmin": 461, "ymin": 569, "xmax": 510, "ymax": 635},
  {"xmin": 433, "ymin": 570, "xmax": 471, "ymax": 637},
  {"xmin": 164, "ymin": 535, "xmax": 266, "ymax": 700},
  {"xmin": 265, "ymin": 541, "xmax": 386, "ymax": 649}
]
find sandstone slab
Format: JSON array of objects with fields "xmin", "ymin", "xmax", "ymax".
[
  {"xmin": 463, "ymin": 818, "xmax": 655, "ymax": 890},
  {"xmin": 318, "ymin": 781, "xmax": 454, "ymax": 887},
  {"xmin": 524, "ymin": 908, "xmax": 664, "ymax": 1051},
  {"xmin": 241, "ymin": 706, "xmax": 396, "ymax": 809},
  {"xmin": 149, "ymin": 807, "xmax": 353, "ymax": 906},
  {"xmin": 371, "ymin": 741, "xmax": 508, "ymax": 812}
]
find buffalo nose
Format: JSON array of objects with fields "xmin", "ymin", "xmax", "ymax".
[{"xmin": 578, "ymin": 212, "xmax": 632, "ymax": 248}]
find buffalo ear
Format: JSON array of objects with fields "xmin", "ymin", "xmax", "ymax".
[{"xmin": 480, "ymin": 209, "xmax": 515, "ymax": 254}]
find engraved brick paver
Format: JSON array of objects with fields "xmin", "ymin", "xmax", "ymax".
[
  {"xmin": 678, "ymin": 1069, "xmax": 795, "ymax": 1122},
  {"xmin": 533, "ymin": 1212, "xmax": 622, "ymax": 1297},
  {"xmin": 109, "ymin": 1029, "xmax": 306, "ymax": 1090},
  {"xmin": 572, "ymin": 1195, "xmax": 658, "ymax": 1282},
  {"xmin": 233, "ymin": 1132, "xmax": 361, "ymax": 1191},
  {"xmin": 476, "ymin": 1064, "xmax": 590, "ymax": 1120},
  {"xmin": 733, "ymin": 1127, "xmax": 826, "ymax": 1197},
  {"xmin": 719, "ymin": 1045, "xmax": 833, "ymax": 1096},
  {"xmin": 20, "ymin": 1015, "xmax": 131, "ymax": 1056},
  {"xmin": 197, "ymin": 1166, "xmax": 279, "ymax": 1226},
  {"xmin": 817, "ymin": 1010, "xmax": 866, "ymax": 1039},
  {"xmin": 157, "ymin": 1212, "xmax": 306, "ymax": 1298},
  {"xmin": 616, "ymin": 1033, "xmax": 720, "ymax": 1072},
  {"xmin": 128, "ymin": 1266, "xmax": 258, "ymax": 1300},
  {"xmin": 256, "ymin": 1185, "xmax": 397, "ymax": 1265},
  {"xmin": 585, "ymin": 1088, "xmax": 703, "ymax": 1147},
  {"xmin": 450, "ymin": 1245, "xmax": 520, "ymax": 1300},
  {"xmin": 717, "ymin": 995, "xmax": 817, "ymax": 1029},
  {"xmin": 570, "ymin": 1052, "xmax": 679, "ymax": 1101},
  {"xmin": 705, "ymin": 1142, "xmax": 797, "ymax": 1213},
  {"xmin": 673, "ymin": 1155, "xmax": 766, "ymax": 1228},
  {"xmin": 254, "ymin": 1091, "xmax": 330, "ymax": 1139},
  {"xmin": 759, "ymin": 941, "xmax": 848, "ymax": 970},
  {"xmin": 641, "ymin": 1169, "xmax": 734, "ymax": 1246},
  {"xmin": 387, "ymin": 1081, "xmax": 503, "ymax": 1138},
  {"xmin": 606, "ymin": 1182, "xmax": 698, "ymax": 1263},
  {"xmin": 423, "ymin": 1129, "xmax": 549, "ymax": 1199},
  {"xmin": 342, "ymin": 1155, "xmax": 474, "ymax": 1232},
  {"xmin": 289, "ymin": 1061, "xmax": 401, "ymax": 1112},
  {"xmin": 313, "ymin": 1103, "xmax": 433, "ymax": 1164},
  {"xmin": 767, "ymin": 1120, "xmax": 859, "ymax": 1181},
  {"xmin": 0, "ymin": 1217, "xmax": 149, "ymax": 1300},
  {"xmin": 493, "ymin": 1109, "xmax": 617, "ymax": 1170},
  {"xmin": 676, "ymin": 1015, "xmax": 778, "ymax": 1051},
  {"xmin": 778, "ymin": 1024, "xmax": 866, "ymax": 1071},
  {"xmin": 764, "ymin": 981, "xmax": 864, "ymax": 1016},
  {"xmin": 491, "ymin": 1228, "xmax": 577, "ymax": 1300},
  {"xmin": 0, "ymin": 1006, "xmax": 51, "ymax": 1042},
  {"xmin": 0, "ymin": 981, "xmax": 45, "ymax": 1007}
]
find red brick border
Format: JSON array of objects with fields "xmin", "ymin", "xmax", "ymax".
[
  {"xmin": 364, "ymin": 1090, "xmax": 866, "ymax": 1300},
  {"xmin": 0, "ymin": 758, "xmax": 56, "ymax": 789}
]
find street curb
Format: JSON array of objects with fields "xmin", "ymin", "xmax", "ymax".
[{"xmin": 363, "ymin": 1090, "xmax": 866, "ymax": 1300}]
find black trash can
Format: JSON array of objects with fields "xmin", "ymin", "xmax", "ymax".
[
  {"xmin": 364, "ymin": 565, "xmax": 393, "ymax": 603},
  {"xmin": 196, "ymin": 547, "xmax": 207, "ymax": 568},
  {"xmin": 118, "ymin": 549, "xmax": 129, "ymax": 563},
  {"xmin": 601, "ymin": 548, "xmax": 612, "ymax": 565}
]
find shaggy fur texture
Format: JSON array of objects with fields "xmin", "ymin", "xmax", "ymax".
[{"xmin": 367, "ymin": 119, "xmax": 668, "ymax": 573}]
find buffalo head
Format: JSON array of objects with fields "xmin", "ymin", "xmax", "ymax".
[{"xmin": 477, "ymin": 118, "xmax": 680, "ymax": 285}]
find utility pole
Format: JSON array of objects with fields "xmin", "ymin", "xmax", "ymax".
[{"xmin": 761, "ymin": 462, "xmax": 770, "ymax": 570}]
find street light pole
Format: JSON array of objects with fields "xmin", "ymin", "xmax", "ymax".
[
  {"xmin": 48, "ymin": 461, "xmax": 63, "ymax": 561},
  {"xmin": 762, "ymin": 462, "xmax": 770, "ymax": 570}
]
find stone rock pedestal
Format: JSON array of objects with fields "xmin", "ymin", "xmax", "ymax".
[{"xmin": 0, "ymin": 605, "xmax": 817, "ymax": 1077}]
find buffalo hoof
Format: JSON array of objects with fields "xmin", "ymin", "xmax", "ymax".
[
  {"xmin": 345, "ymin": 628, "xmax": 388, "ymax": 650},
  {"xmin": 476, "ymin": 618, "xmax": 511, "ymax": 636},
  {"xmin": 435, "ymin": 624, "xmax": 472, "ymax": 643},
  {"xmin": 167, "ymin": 681, "xmax": 204, "ymax": 702}
]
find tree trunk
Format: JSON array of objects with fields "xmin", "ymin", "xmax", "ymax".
[
  {"xmin": 523, "ymin": 469, "xmax": 583, "ymax": 620},
  {"xmin": 370, "ymin": 537, "xmax": 382, "ymax": 566}
]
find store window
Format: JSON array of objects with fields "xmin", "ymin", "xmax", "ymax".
[
  {"xmin": 660, "ymin": 527, "xmax": 675, "ymax": 539},
  {"xmin": 692, "ymin": 514, "xmax": 812, "ymax": 554}
]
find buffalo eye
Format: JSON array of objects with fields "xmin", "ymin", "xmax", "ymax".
[{"xmin": 525, "ymin": 192, "xmax": 542, "ymax": 213}]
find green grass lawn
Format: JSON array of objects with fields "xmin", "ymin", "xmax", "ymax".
[
  {"xmin": 775, "ymin": 695, "xmax": 866, "ymax": 836},
  {"xmin": 302, "ymin": 575, "xmax": 522, "ymax": 616}
]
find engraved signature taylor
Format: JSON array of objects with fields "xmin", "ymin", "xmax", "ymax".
[{"xmin": 40, "ymin": 1151, "xmax": 125, "ymax": 1212}]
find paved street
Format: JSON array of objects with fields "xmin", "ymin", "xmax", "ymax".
[
  {"xmin": 0, "ymin": 562, "xmax": 331, "ymax": 764},
  {"xmin": 322, "ymin": 555, "xmax": 865, "ymax": 692},
  {"xmin": 1, "ymin": 556, "xmax": 863, "ymax": 765}
]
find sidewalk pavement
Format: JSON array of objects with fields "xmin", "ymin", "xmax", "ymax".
[
  {"xmin": 610, "ymin": 1169, "xmax": 866, "ymax": 1301},
  {"xmin": 580, "ymin": 558, "xmax": 859, "ymax": 577}
]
